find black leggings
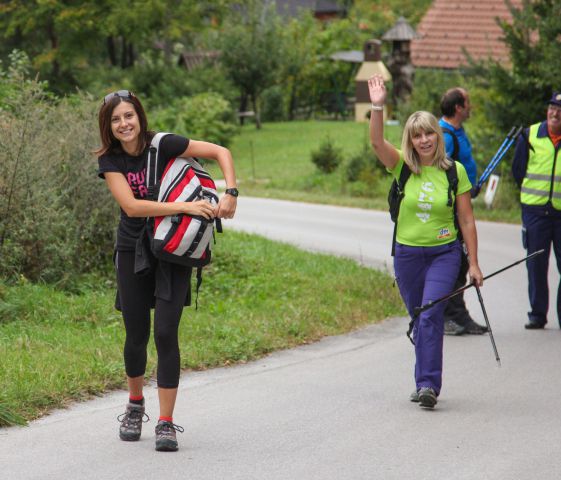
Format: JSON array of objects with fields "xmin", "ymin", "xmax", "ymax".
[{"xmin": 115, "ymin": 251, "xmax": 191, "ymax": 388}]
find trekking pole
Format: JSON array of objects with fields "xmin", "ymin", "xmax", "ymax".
[
  {"xmin": 477, "ymin": 126, "xmax": 517, "ymax": 187},
  {"xmin": 413, "ymin": 249, "xmax": 545, "ymax": 317},
  {"xmin": 474, "ymin": 284, "xmax": 501, "ymax": 366},
  {"xmin": 476, "ymin": 126, "xmax": 515, "ymax": 187},
  {"xmin": 477, "ymin": 126, "xmax": 523, "ymax": 189}
]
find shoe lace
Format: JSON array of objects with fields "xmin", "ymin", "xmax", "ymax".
[
  {"xmin": 117, "ymin": 408, "xmax": 150, "ymax": 426},
  {"xmin": 156, "ymin": 421, "xmax": 184, "ymax": 434}
]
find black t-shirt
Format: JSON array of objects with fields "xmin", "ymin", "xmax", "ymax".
[{"xmin": 98, "ymin": 134, "xmax": 190, "ymax": 251}]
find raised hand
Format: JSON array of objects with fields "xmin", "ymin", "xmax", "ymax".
[{"xmin": 368, "ymin": 74, "xmax": 387, "ymax": 106}]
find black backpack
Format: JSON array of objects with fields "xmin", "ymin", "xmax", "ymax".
[
  {"xmin": 441, "ymin": 127, "xmax": 459, "ymax": 161},
  {"xmin": 388, "ymin": 161, "xmax": 459, "ymax": 256}
]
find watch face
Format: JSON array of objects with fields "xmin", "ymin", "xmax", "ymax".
[{"xmin": 226, "ymin": 188, "xmax": 239, "ymax": 197}]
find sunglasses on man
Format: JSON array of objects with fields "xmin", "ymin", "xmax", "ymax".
[{"xmin": 103, "ymin": 90, "xmax": 134, "ymax": 105}]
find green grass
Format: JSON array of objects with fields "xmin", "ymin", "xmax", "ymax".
[
  {"xmin": 0, "ymin": 231, "xmax": 405, "ymax": 426},
  {"xmin": 210, "ymin": 120, "xmax": 521, "ymax": 223}
]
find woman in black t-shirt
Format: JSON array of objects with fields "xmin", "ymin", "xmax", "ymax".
[{"xmin": 96, "ymin": 90, "xmax": 237, "ymax": 452}]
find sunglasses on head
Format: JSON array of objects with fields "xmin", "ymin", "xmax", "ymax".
[{"xmin": 103, "ymin": 90, "xmax": 134, "ymax": 105}]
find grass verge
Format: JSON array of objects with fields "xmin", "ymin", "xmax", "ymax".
[{"xmin": 0, "ymin": 231, "xmax": 405, "ymax": 426}]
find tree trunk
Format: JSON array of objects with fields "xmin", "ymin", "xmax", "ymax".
[
  {"xmin": 288, "ymin": 82, "xmax": 297, "ymax": 121},
  {"xmin": 127, "ymin": 42, "xmax": 135, "ymax": 67},
  {"xmin": 239, "ymin": 94, "xmax": 248, "ymax": 126},
  {"xmin": 252, "ymin": 95, "xmax": 261, "ymax": 129},
  {"xmin": 107, "ymin": 37, "xmax": 117, "ymax": 66},
  {"xmin": 47, "ymin": 22, "xmax": 60, "ymax": 79},
  {"xmin": 121, "ymin": 37, "xmax": 127, "ymax": 69}
]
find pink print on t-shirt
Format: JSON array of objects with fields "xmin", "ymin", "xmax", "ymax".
[{"xmin": 127, "ymin": 169, "xmax": 148, "ymax": 198}]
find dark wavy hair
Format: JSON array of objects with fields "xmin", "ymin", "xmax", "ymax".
[
  {"xmin": 440, "ymin": 88, "xmax": 466, "ymax": 118},
  {"xmin": 95, "ymin": 93, "xmax": 153, "ymax": 156}
]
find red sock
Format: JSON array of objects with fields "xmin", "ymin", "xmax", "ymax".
[
  {"xmin": 159, "ymin": 416, "xmax": 173, "ymax": 423},
  {"xmin": 129, "ymin": 395, "xmax": 144, "ymax": 405}
]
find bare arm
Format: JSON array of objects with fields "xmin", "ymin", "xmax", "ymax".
[
  {"xmin": 184, "ymin": 140, "xmax": 237, "ymax": 219},
  {"xmin": 368, "ymin": 74, "xmax": 400, "ymax": 169},
  {"xmin": 104, "ymin": 172, "xmax": 216, "ymax": 219},
  {"xmin": 456, "ymin": 192, "xmax": 483, "ymax": 286}
]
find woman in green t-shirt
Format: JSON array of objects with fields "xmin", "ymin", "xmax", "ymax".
[{"xmin": 368, "ymin": 74, "xmax": 483, "ymax": 409}]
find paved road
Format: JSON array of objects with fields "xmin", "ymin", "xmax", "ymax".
[{"xmin": 2, "ymin": 197, "xmax": 560, "ymax": 480}]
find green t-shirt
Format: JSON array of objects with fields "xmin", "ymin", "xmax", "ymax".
[{"xmin": 389, "ymin": 156, "xmax": 472, "ymax": 247}]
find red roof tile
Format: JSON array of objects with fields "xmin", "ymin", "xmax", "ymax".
[{"xmin": 411, "ymin": 0, "xmax": 523, "ymax": 69}]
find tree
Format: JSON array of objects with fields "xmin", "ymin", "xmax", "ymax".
[
  {"xmin": 0, "ymin": 0, "xmax": 233, "ymax": 94},
  {"xmin": 219, "ymin": 0, "xmax": 284, "ymax": 128},
  {"xmin": 472, "ymin": 0, "xmax": 561, "ymax": 130}
]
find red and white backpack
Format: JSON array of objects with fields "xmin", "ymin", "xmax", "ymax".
[{"xmin": 146, "ymin": 132, "xmax": 222, "ymax": 269}]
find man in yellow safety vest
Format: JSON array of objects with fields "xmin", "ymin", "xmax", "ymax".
[{"xmin": 512, "ymin": 92, "xmax": 561, "ymax": 329}]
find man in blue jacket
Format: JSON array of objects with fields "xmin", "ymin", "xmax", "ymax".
[
  {"xmin": 439, "ymin": 87, "xmax": 488, "ymax": 335},
  {"xmin": 512, "ymin": 92, "xmax": 561, "ymax": 329}
]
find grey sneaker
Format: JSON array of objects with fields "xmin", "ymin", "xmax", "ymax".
[
  {"xmin": 418, "ymin": 387, "xmax": 437, "ymax": 409},
  {"xmin": 464, "ymin": 318, "xmax": 488, "ymax": 334},
  {"xmin": 155, "ymin": 420, "xmax": 184, "ymax": 452},
  {"xmin": 118, "ymin": 403, "xmax": 149, "ymax": 441},
  {"xmin": 410, "ymin": 390, "xmax": 419, "ymax": 402},
  {"xmin": 444, "ymin": 319, "xmax": 466, "ymax": 336}
]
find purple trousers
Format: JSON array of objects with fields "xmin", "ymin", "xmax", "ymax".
[{"xmin": 394, "ymin": 240, "xmax": 462, "ymax": 395}]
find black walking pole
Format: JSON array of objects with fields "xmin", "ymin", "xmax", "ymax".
[
  {"xmin": 406, "ymin": 249, "xmax": 544, "ymax": 348},
  {"xmin": 413, "ymin": 249, "xmax": 545, "ymax": 317},
  {"xmin": 474, "ymin": 284, "xmax": 501, "ymax": 366}
]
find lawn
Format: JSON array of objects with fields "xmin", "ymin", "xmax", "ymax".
[{"xmin": 209, "ymin": 120, "xmax": 521, "ymax": 223}]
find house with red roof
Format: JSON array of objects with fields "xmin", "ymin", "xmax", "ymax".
[{"xmin": 411, "ymin": 0, "xmax": 523, "ymax": 69}]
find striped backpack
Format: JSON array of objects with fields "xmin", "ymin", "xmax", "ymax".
[{"xmin": 146, "ymin": 132, "xmax": 222, "ymax": 271}]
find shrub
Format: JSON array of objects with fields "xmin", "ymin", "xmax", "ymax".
[
  {"xmin": 0, "ymin": 52, "xmax": 116, "ymax": 286},
  {"xmin": 261, "ymin": 85, "xmax": 287, "ymax": 122},
  {"xmin": 346, "ymin": 144, "xmax": 383, "ymax": 182},
  {"xmin": 151, "ymin": 92, "xmax": 238, "ymax": 147},
  {"xmin": 310, "ymin": 136, "xmax": 343, "ymax": 174}
]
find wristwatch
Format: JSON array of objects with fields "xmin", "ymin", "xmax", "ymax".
[{"xmin": 225, "ymin": 188, "xmax": 239, "ymax": 197}]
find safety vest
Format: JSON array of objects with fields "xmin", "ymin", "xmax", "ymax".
[{"xmin": 521, "ymin": 123, "xmax": 561, "ymax": 208}]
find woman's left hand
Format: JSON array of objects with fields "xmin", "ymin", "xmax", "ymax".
[
  {"xmin": 217, "ymin": 194, "xmax": 237, "ymax": 219},
  {"xmin": 469, "ymin": 264, "xmax": 484, "ymax": 287}
]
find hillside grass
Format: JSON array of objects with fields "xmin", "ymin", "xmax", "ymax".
[{"xmin": 0, "ymin": 231, "xmax": 405, "ymax": 426}]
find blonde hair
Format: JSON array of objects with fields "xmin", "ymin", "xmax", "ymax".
[{"xmin": 401, "ymin": 111, "xmax": 451, "ymax": 174}]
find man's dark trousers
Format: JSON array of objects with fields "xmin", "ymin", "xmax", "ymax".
[
  {"xmin": 522, "ymin": 207, "xmax": 561, "ymax": 326},
  {"xmin": 443, "ymin": 248, "xmax": 470, "ymax": 326}
]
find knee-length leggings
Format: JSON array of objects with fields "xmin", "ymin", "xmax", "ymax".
[{"xmin": 115, "ymin": 250, "xmax": 191, "ymax": 388}]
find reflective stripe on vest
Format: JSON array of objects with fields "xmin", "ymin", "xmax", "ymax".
[{"xmin": 521, "ymin": 123, "xmax": 561, "ymax": 207}]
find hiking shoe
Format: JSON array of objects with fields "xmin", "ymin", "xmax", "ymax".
[
  {"xmin": 155, "ymin": 420, "xmax": 184, "ymax": 452},
  {"xmin": 118, "ymin": 403, "xmax": 149, "ymax": 441},
  {"xmin": 418, "ymin": 387, "xmax": 438, "ymax": 409},
  {"xmin": 444, "ymin": 319, "xmax": 466, "ymax": 336},
  {"xmin": 464, "ymin": 318, "xmax": 488, "ymax": 334},
  {"xmin": 410, "ymin": 390, "xmax": 420, "ymax": 402},
  {"xmin": 525, "ymin": 320, "xmax": 546, "ymax": 330}
]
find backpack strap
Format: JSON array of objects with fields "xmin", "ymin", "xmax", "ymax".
[
  {"xmin": 441, "ymin": 127, "xmax": 459, "ymax": 161},
  {"xmin": 445, "ymin": 161, "xmax": 460, "ymax": 234},
  {"xmin": 146, "ymin": 132, "xmax": 171, "ymax": 201},
  {"xmin": 391, "ymin": 163, "xmax": 412, "ymax": 257}
]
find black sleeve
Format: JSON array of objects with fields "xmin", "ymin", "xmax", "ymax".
[
  {"xmin": 159, "ymin": 134, "xmax": 190, "ymax": 162},
  {"xmin": 512, "ymin": 128, "xmax": 530, "ymax": 188},
  {"xmin": 98, "ymin": 154, "xmax": 124, "ymax": 179}
]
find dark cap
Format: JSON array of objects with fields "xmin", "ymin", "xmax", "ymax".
[{"xmin": 548, "ymin": 92, "xmax": 561, "ymax": 107}]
